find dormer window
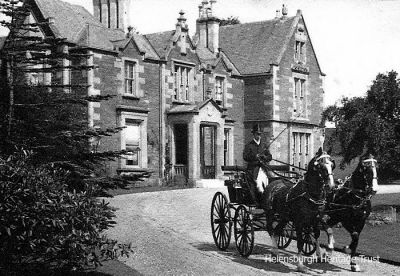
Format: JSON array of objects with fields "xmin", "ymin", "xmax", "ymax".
[{"xmin": 125, "ymin": 60, "xmax": 136, "ymax": 95}]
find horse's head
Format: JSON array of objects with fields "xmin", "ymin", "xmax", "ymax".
[
  {"xmin": 353, "ymin": 153, "xmax": 378, "ymax": 194},
  {"xmin": 306, "ymin": 148, "xmax": 336, "ymax": 191}
]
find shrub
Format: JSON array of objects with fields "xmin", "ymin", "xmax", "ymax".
[{"xmin": 0, "ymin": 152, "xmax": 130, "ymax": 275}]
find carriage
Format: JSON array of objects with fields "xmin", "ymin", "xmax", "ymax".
[{"xmin": 210, "ymin": 164, "xmax": 320, "ymax": 257}]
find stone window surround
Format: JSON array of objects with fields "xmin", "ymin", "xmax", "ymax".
[
  {"xmin": 223, "ymin": 125, "xmax": 235, "ymax": 166},
  {"xmin": 214, "ymin": 73, "xmax": 226, "ymax": 107},
  {"xmin": 171, "ymin": 59, "xmax": 195, "ymax": 103},
  {"xmin": 119, "ymin": 111, "xmax": 148, "ymax": 170},
  {"xmin": 121, "ymin": 57, "xmax": 140, "ymax": 98},
  {"xmin": 290, "ymin": 129, "xmax": 313, "ymax": 170},
  {"xmin": 294, "ymin": 40, "xmax": 306, "ymax": 64},
  {"xmin": 292, "ymin": 72, "xmax": 309, "ymax": 120}
]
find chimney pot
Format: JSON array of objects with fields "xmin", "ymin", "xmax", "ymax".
[{"xmin": 275, "ymin": 10, "xmax": 280, "ymax": 19}]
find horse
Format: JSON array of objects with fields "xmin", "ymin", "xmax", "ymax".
[
  {"xmin": 319, "ymin": 153, "xmax": 378, "ymax": 272},
  {"xmin": 260, "ymin": 148, "xmax": 335, "ymax": 272}
]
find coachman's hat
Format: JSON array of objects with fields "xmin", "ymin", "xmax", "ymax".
[{"xmin": 251, "ymin": 124, "xmax": 262, "ymax": 134}]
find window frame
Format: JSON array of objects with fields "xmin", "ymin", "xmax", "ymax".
[
  {"xmin": 172, "ymin": 61, "xmax": 194, "ymax": 103},
  {"xmin": 119, "ymin": 111, "xmax": 148, "ymax": 170},
  {"xmin": 295, "ymin": 40, "xmax": 306, "ymax": 63},
  {"xmin": 223, "ymin": 127, "xmax": 234, "ymax": 166},
  {"xmin": 215, "ymin": 75, "xmax": 225, "ymax": 106},
  {"xmin": 122, "ymin": 57, "xmax": 140, "ymax": 98}
]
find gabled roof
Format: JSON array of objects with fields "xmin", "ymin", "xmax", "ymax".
[
  {"xmin": 167, "ymin": 98, "xmax": 223, "ymax": 115},
  {"xmin": 111, "ymin": 33, "xmax": 159, "ymax": 60},
  {"xmin": 31, "ymin": 0, "xmax": 125, "ymax": 50},
  {"xmin": 219, "ymin": 16, "xmax": 298, "ymax": 75},
  {"xmin": 213, "ymin": 51, "xmax": 241, "ymax": 76},
  {"xmin": 145, "ymin": 30, "xmax": 175, "ymax": 59}
]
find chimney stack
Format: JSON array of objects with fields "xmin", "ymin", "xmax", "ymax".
[
  {"xmin": 92, "ymin": 0, "xmax": 126, "ymax": 30},
  {"xmin": 196, "ymin": 0, "xmax": 220, "ymax": 54}
]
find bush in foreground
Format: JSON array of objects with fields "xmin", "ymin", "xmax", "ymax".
[{"xmin": 0, "ymin": 152, "xmax": 131, "ymax": 275}]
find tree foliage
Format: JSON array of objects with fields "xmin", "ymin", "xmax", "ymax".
[
  {"xmin": 0, "ymin": 0, "xmax": 127, "ymax": 192},
  {"xmin": 0, "ymin": 0, "xmax": 132, "ymax": 273},
  {"xmin": 322, "ymin": 71, "xmax": 400, "ymax": 178},
  {"xmin": 0, "ymin": 152, "xmax": 132, "ymax": 274},
  {"xmin": 219, "ymin": 16, "xmax": 241, "ymax": 26}
]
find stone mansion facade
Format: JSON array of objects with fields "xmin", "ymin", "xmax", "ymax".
[{"xmin": 0, "ymin": 0, "xmax": 326, "ymax": 186}]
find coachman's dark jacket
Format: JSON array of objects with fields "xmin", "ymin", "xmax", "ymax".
[{"xmin": 243, "ymin": 139, "xmax": 272, "ymax": 179}]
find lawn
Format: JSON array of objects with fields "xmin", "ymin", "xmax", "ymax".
[{"xmin": 320, "ymin": 192, "xmax": 400, "ymax": 264}]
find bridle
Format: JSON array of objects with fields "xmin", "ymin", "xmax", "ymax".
[
  {"xmin": 313, "ymin": 154, "xmax": 335, "ymax": 190},
  {"xmin": 328, "ymin": 158, "xmax": 378, "ymax": 211},
  {"xmin": 286, "ymin": 153, "xmax": 334, "ymax": 205}
]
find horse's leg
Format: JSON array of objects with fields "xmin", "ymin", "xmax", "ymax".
[
  {"xmin": 343, "ymin": 223, "xmax": 362, "ymax": 272},
  {"xmin": 264, "ymin": 211, "xmax": 280, "ymax": 262},
  {"xmin": 295, "ymin": 227, "xmax": 307, "ymax": 272},
  {"xmin": 325, "ymin": 226, "xmax": 335, "ymax": 258},
  {"xmin": 315, "ymin": 225, "xmax": 333, "ymax": 263}
]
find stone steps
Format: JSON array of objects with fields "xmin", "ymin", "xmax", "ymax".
[{"xmin": 195, "ymin": 179, "xmax": 225, "ymax": 188}]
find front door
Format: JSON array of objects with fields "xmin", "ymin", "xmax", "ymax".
[
  {"xmin": 200, "ymin": 125, "xmax": 216, "ymax": 179},
  {"xmin": 174, "ymin": 124, "xmax": 188, "ymax": 176}
]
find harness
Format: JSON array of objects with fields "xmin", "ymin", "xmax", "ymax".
[{"xmin": 326, "ymin": 174, "xmax": 374, "ymax": 213}]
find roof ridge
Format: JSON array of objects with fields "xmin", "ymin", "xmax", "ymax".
[
  {"xmin": 220, "ymin": 16, "xmax": 297, "ymax": 29},
  {"xmin": 145, "ymin": 30, "xmax": 175, "ymax": 36}
]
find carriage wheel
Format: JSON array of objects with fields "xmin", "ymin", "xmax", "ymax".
[
  {"xmin": 277, "ymin": 221, "xmax": 294, "ymax": 249},
  {"xmin": 210, "ymin": 192, "xmax": 232, "ymax": 250},
  {"xmin": 301, "ymin": 227, "xmax": 317, "ymax": 256},
  {"xmin": 234, "ymin": 205, "xmax": 254, "ymax": 257}
]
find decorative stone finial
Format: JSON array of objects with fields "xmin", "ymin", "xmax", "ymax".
[
  {"xmin": 282, "ymin": 4, "xmax": 288, "ymax": 17},
  {"xmin": 178, "ymin": 10, "xmax": 186, "ymax": 23},
  {"xmin": 126, "ymin": 26, "xmax": 134, "ymax": 38}
]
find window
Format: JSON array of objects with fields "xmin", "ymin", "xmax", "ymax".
[
  {"xmin": 305, "ymin": 134, "xmax": 310, "ymax": 155},
  {"xmin": 295, "ymin": 41, "xmax": 305, "ymax": 62},
  {"xmin": 223, "ymin": 128, "xmax": 231, "ymax": 166},
  {"xmin": 174, "ymin": 64, "xmax": 192, "ymax": 102},
  {"xmin": 215, "ymin": 77, "xmax": 224, "ymax": 105},
  {"xmin": 294, "ymin": 77, "xmax": 307, "ymax": 117},
  {"xmin": 294, "ymin": 78, "xmax": 305, "ymax": 98},
  {"xmin": 119, "ymin": 111, "xmax": 148, "ymax": 170},
  {"xmin": 292, "ymin": 132, "xmax": 311, "ymax": 169},
  {"xmin": 125, "ymin": 60, "xmax": 136, "ymax": 95},
  {"xmin": 125, "ymin": 119, "xmax": 140, "ymax": 166}
]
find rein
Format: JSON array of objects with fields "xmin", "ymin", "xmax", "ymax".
[
  {"xmin": 327, "ymin": 177, "xmax": 374, "ymax": 212},
  {"xmin": 285, "ymin": 179, "xmax": 327, "ymax": 206}
]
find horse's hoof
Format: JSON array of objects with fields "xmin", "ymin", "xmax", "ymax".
[{"xmin": 351, "ymin": 264, "xmax": 361, "ymax": 272}]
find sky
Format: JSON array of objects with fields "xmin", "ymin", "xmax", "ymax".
[{"xmin": 1, "ymin": 0, "xmax": 400, "ymax": 107}]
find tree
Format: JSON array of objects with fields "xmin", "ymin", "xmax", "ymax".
[
  {"xmin": 0, "ymin": 0, "xmax": 127, "ymax": 193},
  {"xmin": 321, "ymin": 71, "xmax": 400, "ymax": 179},
  {"xmin": 0, "ymin": 0, "xmax": 131, "ymax": 272},
  {"xmin": 219, "ymin": 16, "xmax": 241, "ymax": 26}
]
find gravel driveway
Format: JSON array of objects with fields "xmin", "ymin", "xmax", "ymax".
[{"xmin": 105, "ymin": 187, "xmax": 400, "ymax": 276}]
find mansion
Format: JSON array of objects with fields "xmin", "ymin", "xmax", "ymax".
[{"xmin": 0, "ymin": 0, "xmax": 326, "ymax": 186}]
